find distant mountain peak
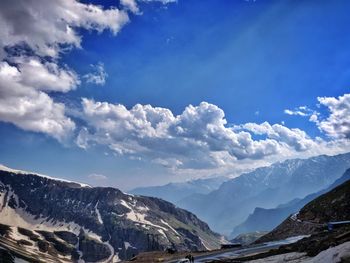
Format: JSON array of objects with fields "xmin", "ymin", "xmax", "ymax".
[
  {"xmin": 130, "ymin": 176, "xmax": 228, "ymax": 204},
  {"xmin": 178, "ymin": 152, "xmax": 350, "ymax": 235}
]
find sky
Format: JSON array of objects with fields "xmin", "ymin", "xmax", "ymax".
[{"xmin": 0, "ymin": 0, "xmax": 350, "ymax": 190}]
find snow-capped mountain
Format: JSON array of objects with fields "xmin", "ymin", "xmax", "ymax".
[
  {"xmin": 257, "ymin": 168, "xmax": 350, "ymax": 243},
  {"xmin": 178, "ymin": 152, "xmax": 350, "ymax": 234},
  {"xmin": 0, "ymin": 166, "xmax": 223, "ymax": 262},
  {"xmin": 230, "ymin": 167, "xmax": 350, "ymax": 238}
]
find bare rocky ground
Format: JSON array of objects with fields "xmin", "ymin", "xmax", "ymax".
[{"xmin": 206, "ymin": 225, "xmax": 350, "ymax": 262}]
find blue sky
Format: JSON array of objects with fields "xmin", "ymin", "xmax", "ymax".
[{"xmin": 1, "ymin": 0, "xmax": 350, "ymax": 189}]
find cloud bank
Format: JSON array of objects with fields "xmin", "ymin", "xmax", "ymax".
[
  {"xmin": 76, "ymin": 98, "xmax": 350, "ymax": 171},
  {"xmin": 0, "ymin": 0, "xmax": 129, "ymax": 59},
  {"xmin": 0, "ymin": 59, "xmax": 77, "ymax": 141},
  {"xmin": 0, "ymin": 0, "xmax": 349, "ymax": 174},
  {"xmin": 0, "ymin": 0, "xmax": 131, "ymax": 140}
]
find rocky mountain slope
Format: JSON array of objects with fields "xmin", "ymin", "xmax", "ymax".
[
  {"xmin": 230, "ymin": 168, "xmax": 350, "ymax": 238},
  {"xmin": 257, "ymin": 168, "xmax": 350, "ymax": 243},
  {"xmin": 130, "ymin": 176, "xmax": 227, "ymax": 204},
  {"xmin": 0, "ymin": 165, "xmax": 223, "ymax": 262},
  {"xmin": 178, "ymin": 153, "xmax": 350, "ymax": 234}
]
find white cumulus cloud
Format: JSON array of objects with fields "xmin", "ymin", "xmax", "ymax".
[
  {"xmin": 284, "ymin": 93, "xmax": 350, "ymax": 140},
  {"xmin": 121, "ymin": 0, "xmax": 141, "ymax": 14},
  {"xmin": 239, "ymin": 122, "xmax": 317, "ymax": 152},
  {"xmin": 0, "ymin": 61, "xmax": 76, "ymax": 141},
  {"xmin": 316, "ymin": 93, "xmax": 350, "ymax": 139},
  {"xmin": 75, "ymin": 96, "xmax": 350, "ymax": 172},
  {"xmin": 88, "ymin": 173, "xmax": 108, "ymax": 180},
  {"xmin": 75, "ymin": 99, "xmax": 350, "ymax": 171},
  {"xmin": 0, "ymin": 0, "xmax": 129, "ymax": 59},
  {"xmin": 0, "ymin": 0, "xmax": 174, "ymax": 140},
  {"xmin": 284, "ymin": 106, "xmax": 317, "ymax": 117},
  {"xmin": 0, "ymin": 0, "xmax": 129, "ymax": 140},
  {"xmin": 83, "ymin": 63, "xmax": 108, "ymax": 86},
  {"xmin": 121, "ymin": 0, "xmax": 177, "ymax": 14}
]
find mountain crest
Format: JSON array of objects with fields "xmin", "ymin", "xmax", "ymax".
[{"xmin": 0, "ymin": 167, "xmax": 223, "ymax": 261}]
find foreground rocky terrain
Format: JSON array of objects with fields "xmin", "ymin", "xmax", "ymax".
[
  {"xmin": 0, "ymin": 165, "xmax": 223, "ymax": 262},
  {"xmin": 210, "ymin": 226, "xmax": 350, "ymax": 262},
  {"xmin": 239, "ymin": 241, "xmax": 350, "ymax": 263}
]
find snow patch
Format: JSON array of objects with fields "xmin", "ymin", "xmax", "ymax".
[
  {"xmin": 246, "ymin": 252, "xmax": 309, "ymax": 262},
  {"xmin": 220, "ymin": 235, "xmax": 230, "ymax": 244},
  {"xmin": 160, "ymin": 219, "xmax": 179, "ymax": 235},
  {"xmin": 264, "ymin": 235, "xmax": 310, "ymax": 246},
  {"xmin": 112, "ymin": 253, "xmax": 121, "ymax": 262},
  {"xmin": 290, "ymin": 212, "xmax": 299, "ymax": 221},
  {"xmin": 308, "ymin": 241, "xmax": 350, "ymax": 263},
  {"xmin": 157, "ymin": 229, "xmax": 167, "ymax": 238},
  {"xmin": 124, "ymin": 241, "xmax": 136, "ymax": 250},
  {"xmin": 0, "ymin": 193, "xmax": 100, "ymax": 242},
  {"xmin": 120, "ymin": 199, "xmax": 168, "ymax": 236},
  {"xmin": 95, "ymin": 201, "xmax": 103, "ymax": 225},
  {"xmin": 124, "ymin": 241, "xmax": 131, "ymax": 250},
  {"xmin": 199, "ymin": 237, "xmax": 211, "ymax": 251},
  {"xmin": 242, "ymin": 242, "xmax": 350, "ymax": 263},
  {"xmin": 103, "ymin": 240, "xmax": 119, "ymax": 263}
]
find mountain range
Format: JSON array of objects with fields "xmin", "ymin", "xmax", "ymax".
[
  {"xmin": 230, "ymin": 167, "xmax": 350, "ymax": 238},
  {"xmin": 177, "ymin": 153, "xmax": 350, "ymax": 234},
  {"xmin": 130, "ymin": 176, "xmax": 228, "ymax": 204},
  {"xmin": 0, "ymin": 165, "xmax": 223, "ymax": 262},
  {"xmin": 257, "ymin": 168, "xmax": 350, "ymax": 244},
  {"xmin": 2, "ymin": 152, "xmax": 350, "ymax": 261},
  {"xmin": 217, "ymin": 173, "xmax": 350, "ymax": 262}
]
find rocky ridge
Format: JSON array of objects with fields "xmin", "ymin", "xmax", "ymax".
[{"xmin": 0, "ymin": 165, "xmax": 223, "ymax": 262}]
